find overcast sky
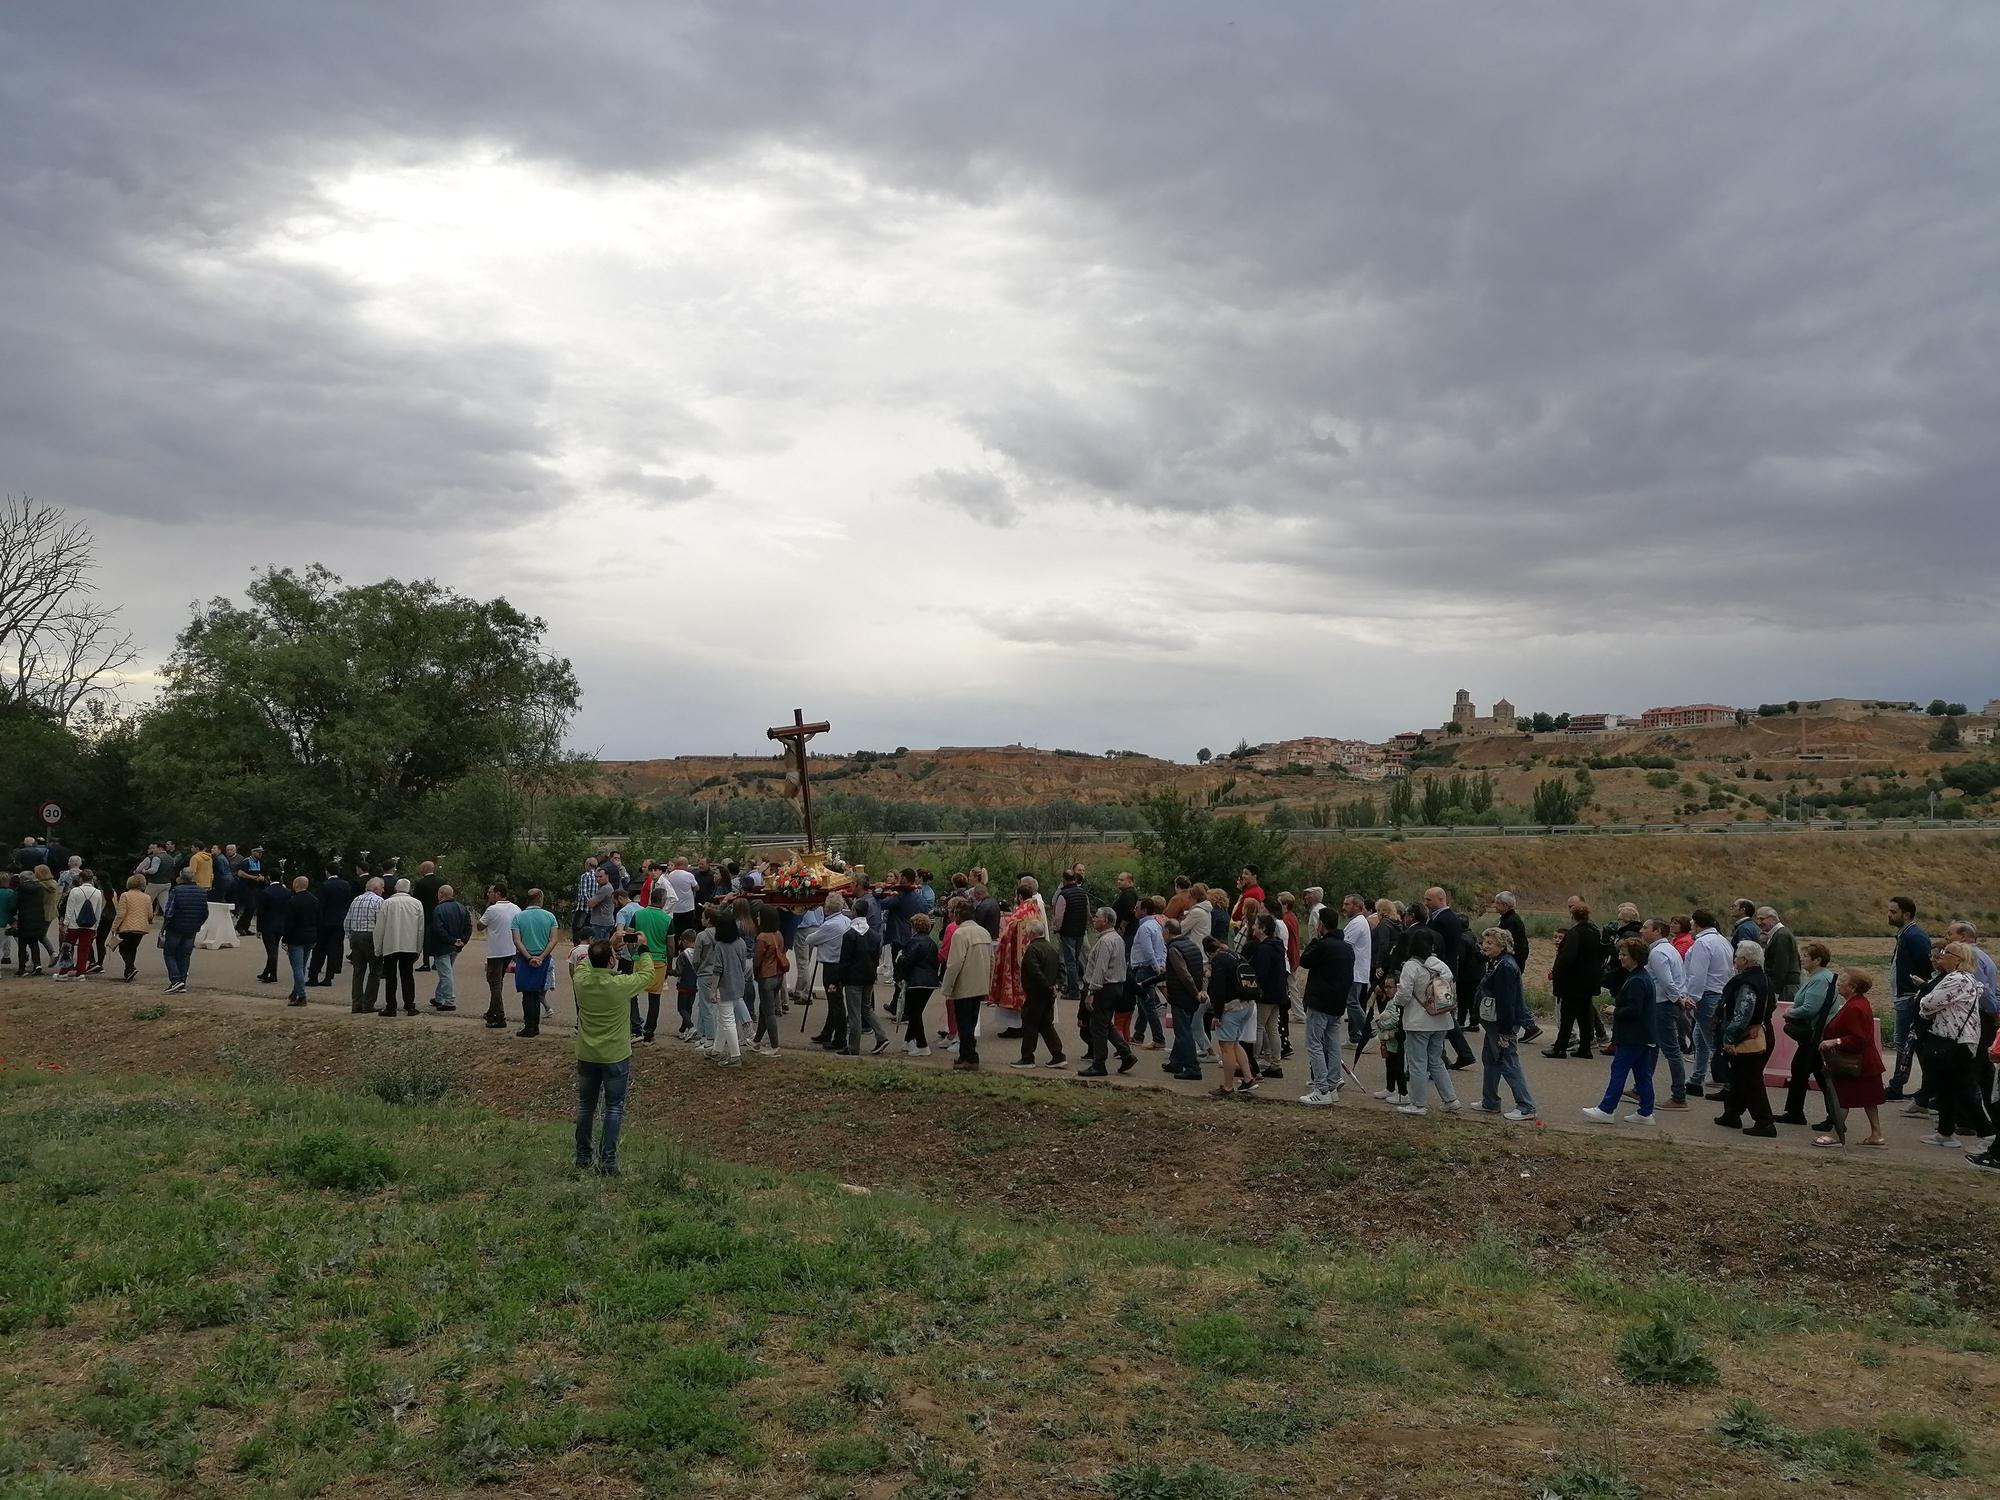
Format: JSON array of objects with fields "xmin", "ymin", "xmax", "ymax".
[{"xmin": 6, "ymin": 2, "xmax": 1996, "ymax": 760}]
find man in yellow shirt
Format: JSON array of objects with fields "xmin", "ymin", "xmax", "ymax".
[
  {"xmin": 190, "ymin": 845, "xmax": 214, "ymax": 890},
  {"xmin": 573, "ymin": 928, "xmax": 657, "ymax": 1175}
]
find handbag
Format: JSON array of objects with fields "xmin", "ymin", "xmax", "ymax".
[{"xmin": 1825, "ymin": 1047, "xmax": 1863, "ymax": 1079}]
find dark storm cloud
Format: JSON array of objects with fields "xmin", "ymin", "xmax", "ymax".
[{"xmin": 3, "ymin": 0, "xmax": 1997, "ymax": 659}]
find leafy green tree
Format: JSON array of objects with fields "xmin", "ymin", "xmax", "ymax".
[
  {"xmin": 1418, "ymin": 777, "xmax": 1449, "ymax": 825},
  {"xmin": 1196, "ymin": 747, "xmax": 1212, "ymax": 764},
  {"xmin": 1929, "ymin": 716, "xmax": 1962, "ymax": 751},
  {"xmin": 1131, "ymin": 789, "xmax": 1292, "ymax": 896},
  {"xmin": 1926, "ymin": 699, "xmax": 1948, "ymax": 716},
  {"xmin": 1532, "ymin": 777, "xmax": 1580, "ymax": 825},
  {"xmin": 1336, "ymin": 796, "xmax": 1378, "ymax": 829},
  {"xmin": 134, "ymin": 566, "xmax": 581, "ymax": 873},
  {"xmin": 1385, "ymin": 775, "xmax": 1416, "ymax": 826},
  {"xmin": 1469, "ymin": 770, "xmax": 1495, "ymax": 813}
]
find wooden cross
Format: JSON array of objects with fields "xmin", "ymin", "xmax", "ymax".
[{"xmin": 766, "ymin": 707, "xmax": 831, "ymax": 854}]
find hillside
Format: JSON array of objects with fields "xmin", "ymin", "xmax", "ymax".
[{"xmin": 599, "ymin": 706, "xmax": 1999, "ymax": 828}]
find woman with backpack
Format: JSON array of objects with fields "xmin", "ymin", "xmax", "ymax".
[{"xmin": 1393, "ymin": 928, "xmax": 1461, "ymax": 1115}]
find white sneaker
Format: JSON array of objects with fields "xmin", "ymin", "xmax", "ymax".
[
  {"xmin": 1372, "ymin": 1088, "xmax": 1395, "ymax": 1101},
  {"xmin": 1299, "ymin": 1090, "xmax": 1326, "ymax": 1105},
  {"xmin": 1395, "ymin": 1103, "xmax": 1427, "ymax": 1116},
  {"xmin": 1469, "ymin": 1102, "xmax": 1502, "ymax": 1114},
  {"xmin": 1503, "ymin": 1109, "xmax": 1534, "ymax": 1122},
  {"xmin": 1441, "ymin": 1099, "xmax": 1463, "ymax": 1112},
  {"xmin": 1623, "ymin": 1111, "xmax": 1657, "ymax": 1126},
  {"xmin": 909, "ymin": 1045, "xmax": 931, "ymax": 1057},
  {"xmin": 1580, "ymin": 1106, "xmax": 1615, "ymax": 1122},
  {"xmin": 1919, "ymin": 1133, "xmax": 1957, "ymax": 1147}
]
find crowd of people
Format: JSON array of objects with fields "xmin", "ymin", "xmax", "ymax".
[{"xmin": 7, "ymin": 836, "xmax": 1997, "ymax": 1177}]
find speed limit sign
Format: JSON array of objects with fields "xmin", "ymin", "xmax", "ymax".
[{"xmin": 37, "ymin": 800, "xmax": 62, "ymax": 827}]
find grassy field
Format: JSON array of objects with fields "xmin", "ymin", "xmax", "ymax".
[
  {"xmin": 2, "ymin": 1055, "xmax": 1995, "ymax": 1499},
  {"xmin": 1365, "ymin": 830, "xmax": 2000, "ymax": 937}
]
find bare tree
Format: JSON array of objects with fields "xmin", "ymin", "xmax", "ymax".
[{"xmin": 0, "ymin": 495, "xmax": 137, "ymax": 728}]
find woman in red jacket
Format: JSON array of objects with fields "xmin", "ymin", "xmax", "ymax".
[{"xmin": 1816, "ymin": 970, "xmax": 1887, "ymax": 1147}]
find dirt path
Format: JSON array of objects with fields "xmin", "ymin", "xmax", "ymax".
[{"xmin": 4, "ymin": 947, "xmax": 1995, "ymax": 1305}]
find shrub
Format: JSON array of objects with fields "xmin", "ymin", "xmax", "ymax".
[
  {"xmin": 1535, "ymin": 1457, "xmax": 1641, "ymax": 1500},
  {"xmin": 269, "ymin": 1131, "xmax": 398, "ymax": 1192},
  {"xmin": 130, "ymin": 1004, "xmax": 168, "ymax": 1021},
  {"xmin": 1615, "ymin": 1315, "xmax": 1717, "ymax": 1387},
  {"xmin": 361, "ymin": 1040, "xmax": 463, "ymax": 1105}
]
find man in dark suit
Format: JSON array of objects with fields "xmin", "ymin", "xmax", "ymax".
[
  {"xmin": 1423, "ymin": 886, "xmax": 1476, "ymax": 1068},
  {"xmin": 310, "ymin": 866, "xmax": 355, "ymax": 985},
  {"xmin": 411, "ymin": 860, "xmax": 444, "ymax": 971}
]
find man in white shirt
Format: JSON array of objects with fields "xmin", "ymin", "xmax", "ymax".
[
  {"xmin": 664, "ymin": 857, "xmax": 699, "ymax": 936},
  {"xmin": 1641, "ymin": 916, "xmax": 1691, "ymax": 1108},
  {"xmin": 480, "ymin": 882, "xmax": 524, "ymax": 1030},
  {"xmin": 1341, "ymin": 893, "xmax": 1374, "ymax": 1044},
  {"xmin": 1681, "ymin": 908, "xmax": 1735, "ymax": 1098}
]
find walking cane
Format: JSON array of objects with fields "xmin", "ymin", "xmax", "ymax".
[{"xmin": 798, "ymin": 955, "xmax": 819, "ymax": 1034}]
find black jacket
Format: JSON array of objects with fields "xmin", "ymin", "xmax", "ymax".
[
  {"xmin": 1300, "ymin": 934, "xmax": 1355, "ymax": 1015},
  {"xmin": 258, "ymin": 881, "xmax": 292, "ymax": 931},
  {"xmin": 1610, "ymin": 968, "xmax": 1655, "ymax": 1048},
  {"xmin": 429, "ymin": 899, "xmax": 471, "ymax": 956},
  {"xmin": 1551, "ymin": 919, "xmax": 1605, "ymax": 1001},
  {"xmin": 412, "ymin": 873, "xmax": 443, "ymax": 919},
  {"xmin": 1164, "ymin": 935, "xmax": 1205, "ymax": 1007},
  {"xmin": 316, "ymin": 876, "xmax": 354, "ymax": 931},
  {"xmin": 896, "ymin": 934, "xmax": 941, "ymax": 989},
  {"xmin": 1499, "ymin": 909, "xmax": 1529, "ymax": 968},
  {"xmin": 1022, "ymin": 937, "xmax": 1063, "ymax": 1004},
  {"xmin": 1206, "ymin": 945, "xmax": 1240, "ymax": 999},
  {"xmin": 283, "ymin": 890, "xmax": 320, "ymax": 945},
  {"xmin": 1252, "ymin": 935, "xmax": 1289, "ymax": 1007}
]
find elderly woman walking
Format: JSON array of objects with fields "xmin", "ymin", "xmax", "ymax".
[
  {"xmin": 1473, "ymin": 927, "xmax": 1537, "ymax": 1120},
  {"xmin": 1816, "ymin": 970, "xmax": 1887, "ymax": 1148},
  {"xmin": 1915, "ymin": 942, "xmax": 1989, "ymax": 1149},
  {"xmin": 1715, "ymin": 940, "xmax": 1777, "ymax": 1137}
]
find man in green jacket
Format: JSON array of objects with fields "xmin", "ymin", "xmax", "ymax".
[{"xmin": 573, "ymin": 928, "xmax": 657, "ymax": 1175}]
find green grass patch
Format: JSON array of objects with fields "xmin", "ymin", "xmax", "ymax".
[
  {"xmin": 1878, "ymin": 1414, "xmax": 1969, "ymax": 1478},
  {"xmin": 1438, "ymin": 1319, "xmax": 1551, "ymax": 1396},
  {"xmin": 1101, "ymin": 1458, "xmax": 1251, "ymax": 1499},
  {"xmin": 1711, "ymin": 1398, "xmax": 1875, "ymax": 1479},
  {"xmin": 1174, "ymin": 1312, "xmax": 1267, "ymax": 1375},
  {"xmin": 1535, "ymin": 1456, "xmax": 1641, "ymax": 1499},
  {"xmin": 811, "ymin": 1431, "xmax": 893, "ymax": 1475},
  {"xmin": 267, "ymin": 1129, "xmax": 398, "ymax": 1191}
]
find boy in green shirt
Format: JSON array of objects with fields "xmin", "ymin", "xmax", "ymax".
[
  {"xmin": 629, "ymin": 892, "xmax": 675, "ymax": 1043},
  {"xmin": 573, "ymin": 928, "xmax": 657, "ymax": 1174}
]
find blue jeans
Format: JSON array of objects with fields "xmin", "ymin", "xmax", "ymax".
[
  {"xmin": 1060, "ymin": 934, "xmax": 1084, "ymax": 995},
  {"xmin": 286, "ymin": 940, "xmax": 311, "ymax": 998},
  {"xmin": 161, "ymin": 933, "xmax": 195, "ymax": 986},
  {"xmin": 1404, "ymin": 1030, "xmax": 1458, "ymax": 1109},
  {"xmin": 1598, "ymin": 1045, "xmax": 1656, "ymax": 1116},
  {"xmin": 432, "ymin": 949, "xmax": 457, "ymax": 1004},
  {"xmin": 575, "ymin": 1058, "xmax": 632, "ymax": 1169},
  {"xmin": 1346, "ymin": 982, "xmax": 1372, "ymax": 1046},
  {"xmin": 1306, "ymin": 1010, "xmax": 1342, "ymax": 1093},
  {"xmin": 1168, "ymin": 1000, "xmax": 1202, "ymax": 1077},
  {"xmin": 1649, "ymin": 1002, "xmax": 1686, "ymax": 1101},
  {"xmin": 1688, "ymin": 992, "xmax": 1722, "ymax": 1086},
  {"xmin": 1480, "ymin": 1028, "xmax": 1536, "ymax": 1114},
  {"xmin": 1888, "ymin": 993, "xmax": 1917, "ymax": 1092},
  {"xmin": 1130, "ymin": 967, "xmax": 1164, "ymax": 1044}
]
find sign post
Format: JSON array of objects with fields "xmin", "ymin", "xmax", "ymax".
[{"xmin": 37, "ymin": 800, "xmax": 62, "ymax": 830}]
